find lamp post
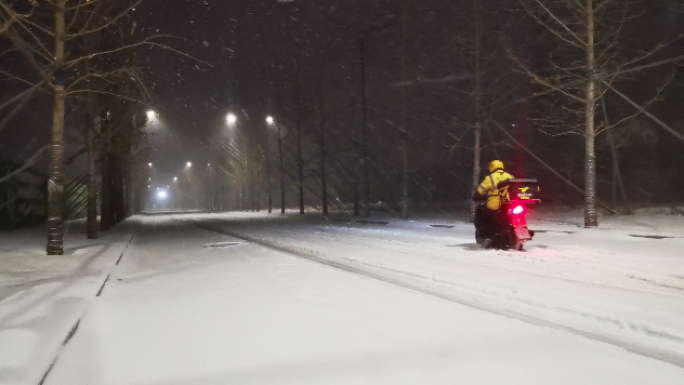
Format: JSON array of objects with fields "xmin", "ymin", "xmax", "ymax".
[
  {"xmin": 268, "ymin": 116, "xmax": 286, "ymax": 214},
  {"xmin": 264, "ymin": 116, "xmax": 275, "ymax": 214},
  {"xmin": 227, "ymin": 112, "xmax": 249, "ymax": 211},
  {"xmin": 207, "ymin": 162, "xmax": 215, "ymax": 211}
]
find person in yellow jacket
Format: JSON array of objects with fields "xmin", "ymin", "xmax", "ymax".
[
  {"xmin": 474, "ymin": 160, "xmax": 514, "ymax": 210},
  {"xmin": 473, "ymin": 160, "xmax": 514, "ymax": 245}
]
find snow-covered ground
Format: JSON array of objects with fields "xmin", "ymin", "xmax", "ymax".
[
  {"xmin": 0, "ymin": 221, "xmax": 132, "ymax": 385},
  {"xmin": 2, "ymin": 210, "xmax": 684, "ymax": 384},
  {"xmin": 195, "ymin": 209, "xmax": 684, "ymax": 365}
]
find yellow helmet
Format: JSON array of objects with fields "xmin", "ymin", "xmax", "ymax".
[{"xmin": 489, "ymin": 160, "xmax": 504, "ymax": 173}]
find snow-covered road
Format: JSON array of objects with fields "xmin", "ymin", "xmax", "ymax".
[
  {"xmin": 195, "ymin": 212, "xmax": 684, "ymax": 367},
  {"xmin": 35, "ymin": 212, "xmax": 684, "ymax": 384}
]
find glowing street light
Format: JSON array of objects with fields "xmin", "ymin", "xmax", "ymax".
[
  {"xmin": 226, "ymin": 113, "xmax": 237, "ymax": 125},
  {"xmin": 148, "ymin": 162, "xmax": 153, "ymax": 167},
  {"xmin": 147, "ymin": 110, "xmax": 158, "ymax": 122},
  {"xmin": 157, "ymin": 190, "xmax": 168, "ymax": 200},
  {"xmin": 266, "ymin": 116, "xmax": 274, "ymax": 125},
  {"xmin": 186, "ymin": 161, "xmax": 192, "ymax": 168},
  {"xmin": 174, "ymin": 176, "xmax": 178, "ymax": 182}
]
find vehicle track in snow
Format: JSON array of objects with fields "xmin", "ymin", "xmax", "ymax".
[
  {"xmin": 231, "ymin": 222, "xmax": 684, "ymax": 298},
  {"xmin": 196, "ymin": 223, "xmax": 684, "ymax": 370}
]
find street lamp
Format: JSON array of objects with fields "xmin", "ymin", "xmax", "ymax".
[
  {"xmin": 226, "ymin": 113, "xmax": 237, "ymax": 125},
  {"xmin": 268, "ymin": 117, "xmax": 285, "ymax": 214},
  {"xmin": 174, "ymin": 176, "xmax": 178, "ymax": 182},
  {"xmin": 207, "ymin": 162, "xmax": 215, "ymax": 211},
  {"xmin": 147, "ymin": 110, "xmax": 157, "ymax": 122},
  {"xmin": 186, "ymin": 161, "xmax": 192, "ymax": 168},
  {"xmin": 148, "ymin": 162, "xmax": 153, "ymax": 167}
]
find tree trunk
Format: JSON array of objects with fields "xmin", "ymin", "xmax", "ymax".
[
  {"xmin": 584, "ymin": 0, "xmax": 598, "ymax": 227},
  {"xmin": 319, "ymin": 99, "xmax": 328, "ymax": 216},
  {"xmin": 209, "ymin": 166, "xmax": 215, "ymax": 211},
  {"xmin": 266, "ymin": 142, "xmax": 273, "ymax": 213},
  {"xmin": 601, "ymin": 95, "xmax": 631, "ymax": 213},
  {"xmin": 238, "ymin": 185, "xmax": 244, "ymax": 211},
  {"xmin": 111, "ymin": 156, "xmax": 120, "ymax": 225},
  {"xmin": 296, "ymin": 58, "xmax": 305, "ymax": 215},
  {"xmin": 100, "ymin": 150, "xmax": 112, "ymax": 231},
  {"xmin": 100, "ymin": 113, "xmax": 113, "ymax": 231},
  {"xmin": 86, "ymin": 115, "xmax": 98, "ymax": 239},
  {"xmin": 114, "ymin": 158, "xmax": 125, "ymax": 224},
  {"xmin": 353, "ymin": 173, "xmax": 360, "ymax": 216},
  {"xmin": 278, "ymin": 124, "xmax": 285, "ymax": 214},
  {"xmin": 470, "ymin": 2, "xmax": 482, "ymax": 223},
  {"xmin": 359, "ymin": 37, "xmax": 371, "ymax": 218},
  {"xmin": 244, "ymin": 142, "xmax": 250, "ymax": 212},
  {"xmin": 400, "ymin": 1, "xmax": 409, "ymax": 220},
  {"xmin": 254, "ymin": 164, "xmax": 260, "ymax": 212},
  {"xmin": 46, "ymin": 0, "xmax": 67, "ymax": 255},
  {"xmin": 297, "ymin": 123, "xmax": 304, "ymax": 215}
]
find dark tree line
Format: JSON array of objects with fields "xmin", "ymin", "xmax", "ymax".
[{"xmin": 215, "ymin": 0, "xmax": 683, "ymax": 226}]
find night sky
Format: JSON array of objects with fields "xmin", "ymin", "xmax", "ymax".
[{"xmin": 1, "ymin": 0, "xmax": 683, "ymax": 205}]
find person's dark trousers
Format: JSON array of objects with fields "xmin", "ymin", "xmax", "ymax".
[{"xmin": 475, "ymin": 204, "xmax": 506, "ymax": 240}]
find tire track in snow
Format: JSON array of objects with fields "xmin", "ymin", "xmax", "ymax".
[
  {"xmin": 197, "ymin": 223, "xmax": 684, "ymax": 370},
  {"xmin": 38, "ymin": 235, "xmax": 134, "ymax": 385},
  {"xmin": 238, "ymin": 224, "xmax": 684, "ymax": 298}
]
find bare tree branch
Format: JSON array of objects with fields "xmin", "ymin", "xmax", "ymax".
[
  {"xmin": 0, "ymin": 146, "xmax": 50, "ymax": 185},
  {"xmin": 600, "ymin": 79, "xmax": 684, "ymax": 144}
]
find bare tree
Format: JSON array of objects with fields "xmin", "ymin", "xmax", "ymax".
[
  {"xmin": 0, "ymin": 0, "xmax": 192, "ymax": 253},
  {"xmin": 434, "ymin": 1, "xmax": 523, "ymax": 219},
  {"xmin": 518, "ymin": 0, "xmax": 682, "ymax": 227}
]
